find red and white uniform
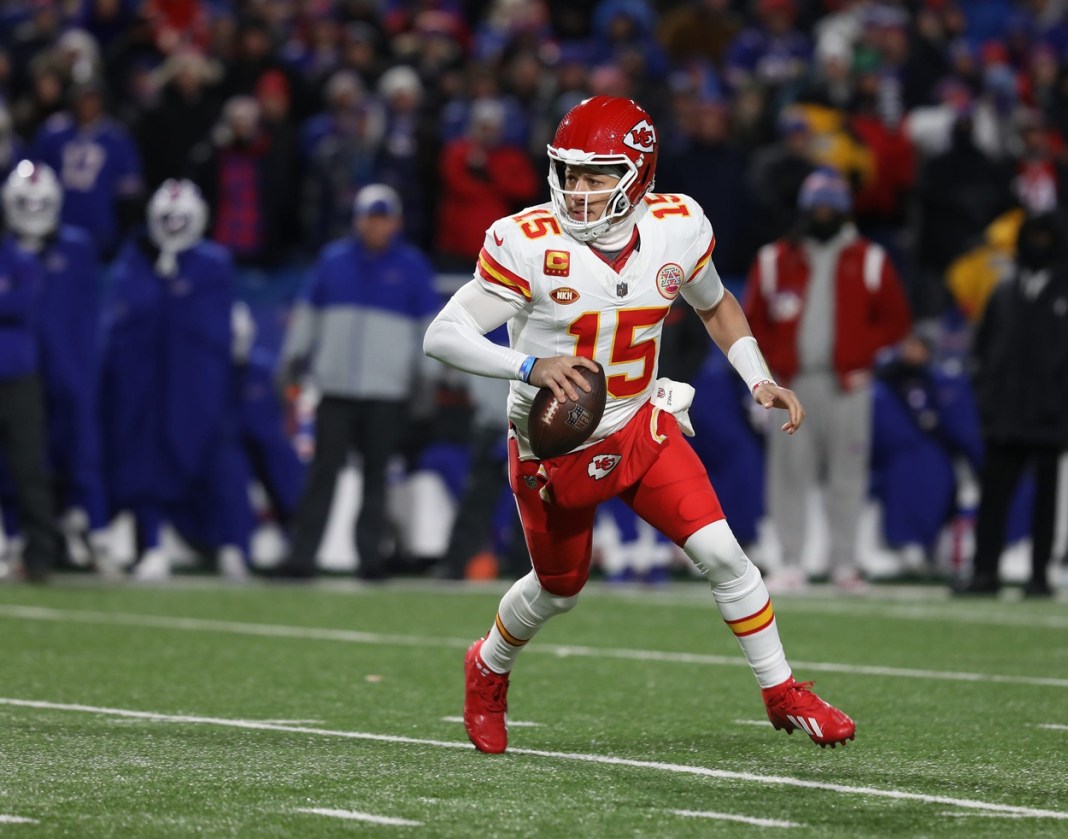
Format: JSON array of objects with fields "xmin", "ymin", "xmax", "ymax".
[{"xmin": 476, "ymin": 194, "xmax": 723, "ymax": 459}]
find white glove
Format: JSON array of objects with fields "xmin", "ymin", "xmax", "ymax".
[{"xmin": 651, "ymin": 377, "xmax": 696, "ymax": 437}]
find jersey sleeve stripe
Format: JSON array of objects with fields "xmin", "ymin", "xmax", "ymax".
[
  {"xmin": 687, "ymin": 235, "xmax": 717, "ymax": 282},
  {"xmin": 478, "ymin": 249, "xmax": 532, "ymax": 300}
]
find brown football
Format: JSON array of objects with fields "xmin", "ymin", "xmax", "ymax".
[{"xmin": 527, "ymin": 362, "xmax": 607, "ymax": 460}]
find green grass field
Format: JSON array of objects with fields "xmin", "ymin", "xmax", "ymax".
[{"xmin": 1, "ymin": 577, "xmax": 1066, "ymax": 837}]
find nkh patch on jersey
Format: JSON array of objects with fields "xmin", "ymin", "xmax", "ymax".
[{"xmin": 549, "ymin": 286, "xmax": 580, "ymax": 304}]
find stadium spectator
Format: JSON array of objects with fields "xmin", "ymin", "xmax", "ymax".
[
  {"xmin": 136, "ymin": 49, "xmax": 223, "ymax": 191},
  {"xmin": 912, "ymin": 113, "xmax": 1014, "ymax": 322},
  {"xmin": 657, "ymin": 0, "xmax": 743, "ymax": 69},
  {"xmin": 31, "ymin": 76, "xmax": 143, "ymax": 258},
  {"xmin": 190, "ymin": 95, "xmax": 292, "ymax": 267},
  {"xmin": 0, "ymin": 103, "xmax": 24, "ymax": 181},
  {"xmin": 425, "ymin": 96, "xmax": 855, "ymax": 755},
  {"xmin": 746, "ymin": 109, "xmax": 817, "ymax": 241},
  {"xmin": 274, "ymin": 184, "xmax": 440, "ymax": 580},
  {"xmin": 956, "ymin": 211, "xmax": 1068, "ymax": 597},
  {"xmin": 744, "ymin": 169, "xmax": 912, "ymax": 591},
  {"xmin": 434, "ymin": 98, "xmax": 539, "ymax": 269},
  {"xmin": 724, "ymin": 0, "xmax": 811, "ymax": 92},
  {"xmin": 659, "ymin": 94, "xmax": 757, "ymax": 280},
  {"xmin": 301, "ymin": 95, "xmax": 386, "ymax": 251},
  {"xmin": 376, "ymin": 65, "xmax": 439, "ymax": 251}
]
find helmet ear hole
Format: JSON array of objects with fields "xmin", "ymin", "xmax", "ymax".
[{"xmin": 613, "ymin": 194, "xmax": 630, "ymax": 215}]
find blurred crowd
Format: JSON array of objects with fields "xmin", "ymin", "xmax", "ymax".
[{"xmin": 0, "ymin": 0, "xmax": 1066, "ymax": 589}]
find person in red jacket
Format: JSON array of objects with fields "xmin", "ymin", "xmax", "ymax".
[
  {"xmin": 744, "ymin": 168, "xmax": 911, "ymax": 591},
  {"xmin": 434, "ymin": 98, "xmax": 539, "ymax": 268}
]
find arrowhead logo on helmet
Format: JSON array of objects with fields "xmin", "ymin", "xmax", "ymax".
[{"xmin": 623, "ymin": 120, "xmax": 656, "ymax": 153}]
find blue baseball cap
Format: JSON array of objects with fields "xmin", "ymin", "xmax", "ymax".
[{"xmin": 798, "ymin": 168, "xmax": 851, "ymax": 212}]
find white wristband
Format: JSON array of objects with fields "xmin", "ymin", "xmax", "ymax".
[{"xmin": 727, "ymin": 336, "xmax": 775, "ymax": 393}]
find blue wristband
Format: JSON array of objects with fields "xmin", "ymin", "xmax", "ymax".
[{"xmin": 518, "ymin": 355, "xmax": 537, "ymax": 383}]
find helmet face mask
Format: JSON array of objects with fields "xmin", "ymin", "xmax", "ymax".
[
  {"xmin": 547, "ymin": 97, "xmax": 658, "ymax": 243},
  {"xmin": 2, "ymin": 160, "xmax": 62, "ymax": 242},
  {"xmin": 147, "ymin": 179, "xmax": 208, "ymax": 255}
]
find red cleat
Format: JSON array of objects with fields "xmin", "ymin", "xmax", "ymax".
[
  {"xmin": 761, "ymin": 676, "xmax": 856, "ymax": 748},
  {"xmin": 463, "ymin": 637, "xmax": 509, "ymax": 753}
]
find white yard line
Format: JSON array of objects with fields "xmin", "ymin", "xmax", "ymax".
[
  {"xmin": 295, "ymin": 808, "xmax": 422, "ymax": 826},
  {"xmin": 671, "ymin": 809, "xmax": 802, "ymax": 828},
  {"xmin": 441, "ymin": 715, "xmax": 541, "ymax": 727},
  {"xmin": 0, "ymin": 815, "xmax": 38, "ymax": 824},
  {"xmin": 1, "ymin": 603, "xmax": 1066, "ymax": 689},
  {"xmin": 1038, "ymin": 723, "xmax": 1068, "ymax": 731},
  {"xmin": 577, "ymin": 585, "xmax": 1068, "ymax": 630},
  {"xmin": 733, "ymin": 719, "xmax": 773, "ymax": 727},
  {"xmin": 1, "ymin": 697, "xmax": 1066, "ymax": 822}
]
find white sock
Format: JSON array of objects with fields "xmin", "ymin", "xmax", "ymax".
[
  {"xmin": 684, "ymin": 521, "xmax": 792, "ymax": 689},
  {"xmin": 479, "ymin": 571, "xmax": 579, "ymax": 673}
]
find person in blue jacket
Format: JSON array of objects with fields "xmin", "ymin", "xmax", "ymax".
[
  {"xmin": 274, "ymin": 183, "xmax": 441, "ymax": 579},
  {"xmin": 100, "ymin": 179, "xmax": 243, "ymax": 580},
  {"xmin": 1, "ymin": 160, "xmax": 115, "ymax": 574},
  {"xmin": 0, "ymin": 161, "xmax": 63, "ymax": 581},
  {"xmin": 31, "ymin": 77, "xmax": 143, "ymax": 258},
  {"xmin": 167, "ymin": 303, "xmax": 306, "ymax": 571}
]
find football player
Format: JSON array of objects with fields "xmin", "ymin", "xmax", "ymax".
[
  {"xmin": 425, "ymin": 96, "xmax": 856, "ymax": 752},
  {"xmin": 2, "ymin": 160, "xmax": 116, "ymax": 575}
]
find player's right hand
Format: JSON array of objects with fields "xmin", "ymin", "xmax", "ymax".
[{"xmin": 528, "ymin": 355, "xmax": 600, "ymax": 403}]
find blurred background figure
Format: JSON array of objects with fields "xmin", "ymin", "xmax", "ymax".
[
  {"xmin": 434, "ymin": 98, "xmax": 539, "ymax": 270},
  {"xmin": 436, "ymin": 326, "xmax": 527, "ymax": 581},
  {"xmin": 190, "ymin": 95, "xmax": 295, "ymax": 268},
  {"xmin": 31, "ymin": 76, "xmax": 143, "ymax": 259},
  {"xmin": 956, "ymin": 211, "xmax": 1068, "ymax": 597},
  {"xmin": 0, "ymin": 162, "xmax": 63, "ymax": 582},
  {"xmin": 100, "ymin": 179, "xmax": 245, "ymax": 580},
  {"xmin": 1, "ymin": 160, "xmax": 114, "ymax": 576},
  {"xmin": 744, "ymin": 169, "xmax": 912, "ymax": 591},
  {"xmin": 274, "ymin": 184, "xmax": 440, "ymax": 580}
]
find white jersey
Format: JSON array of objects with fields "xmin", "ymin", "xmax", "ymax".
[{"xmin": 474, "ymin": 194, "xmax": 724, "ymax": 457}]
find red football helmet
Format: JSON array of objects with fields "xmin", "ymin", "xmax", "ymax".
[{"xmin": 547, "ymin": 96, "xmax": 658, "ymax": 242}]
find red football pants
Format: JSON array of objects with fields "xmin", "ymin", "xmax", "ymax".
[{"xmin": 508, "ymin": 404, "xmax": 725, "ymax": 597}]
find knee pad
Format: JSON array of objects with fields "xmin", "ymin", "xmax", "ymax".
[
  {"xmin": 535, "ymin": 567, "xmax": 588, "ymax": 601},
  {"xmin": 682, "ymin": 519, "xmax": 750, "ymax": 585},
  {"xmin": 519, "ymin": 569, "xmax": 580, "ymax": 617}
]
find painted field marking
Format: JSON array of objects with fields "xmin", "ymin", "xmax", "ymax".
[
  {"xmin": 938, "ymin": 811, "xmax": 1037, "ymax": 819},
  {"xmin": 295, "ymin": 808, "xmax": 422, "ymax": 826},
  {"xmin": 584, "ymin": 587, "xmax": 1068, "ymax": 632},
  {"xmin": 441, "ymin": 715, "xmax": 541, "ymax": 727},
  {"xmin": 1, "ymin": 697, "xmax": 1066, "ymax": 822},
  {"xmin": 1038, "ymin": 723, "xmax": 1068, "ymax": 731},
  {"xmin": 671, "ymin": 809, "xmax": 802, "ymax": 828},
  {"xmin": 0, "ymin": 815, "xmax": 38, "ymax": 824},
  {"xmin": 1, "ymin": 604, "xmax": 1066, "ymax": 690},
  {"xmin": 734, "ymin": 719, "xmax": 773, "ymax": 727}
]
